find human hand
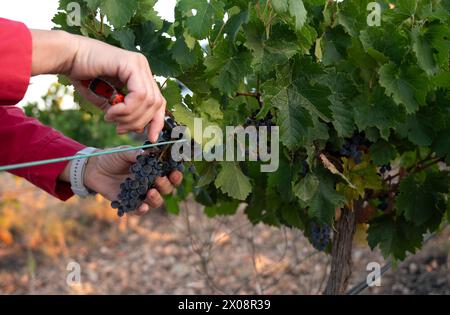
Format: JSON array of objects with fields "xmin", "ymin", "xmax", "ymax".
[
  {"xmin": 30, "ymin": 30, "xmax": 166, "ymax": 142},
  {"xmin": 83, "ymin": 148, "xmax": 183, "ymax": 215}
]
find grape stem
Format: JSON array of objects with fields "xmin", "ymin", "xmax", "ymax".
[{"xmin": 236, "ymin": 92, "xmax": 263, "ymax": 108}]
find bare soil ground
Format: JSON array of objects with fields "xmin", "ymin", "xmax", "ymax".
[{"xmin": 0, "ymin": 174, "xmax": 448, "ymax": 295}]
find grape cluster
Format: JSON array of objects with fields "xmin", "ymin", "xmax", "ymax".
[
  {"xmin": 339, "ymin": 133, "xmax": 366, "ymax": 164},
  {"xmin": 111, "ymin": 130, "xmax": 184, "ymax": 217},
  {"xmin": 300, "ymin": 160, "xmax": 309, "ymax": 178},
  {"xmin": 245, "ymin": 111, "xmax": 274, "ymax": 131},
  {"xmin": 377, "ymin": 192, "xmax": 389, "ymax": 212},
  {"xmin": 310, "ymin": 222, "xmax": 331, "ymax": 251},
  {"xmin": 243, "ymin": 111, "xmax": 275, "ymax": 159},
  {"xmin": 379, "ymin": 164, "xmax": 392, "ymax": 174}
]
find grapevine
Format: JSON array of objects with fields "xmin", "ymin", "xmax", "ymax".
[
  {"xmin": 52, "ymin": 0, "xmax": 450, "ymax": 294},
  {"xmin": 111, "ymin": 130, "xmax": 184, "ymax": 216}
]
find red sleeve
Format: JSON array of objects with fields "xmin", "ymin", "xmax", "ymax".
[
  {"xmin": 0, "ymin": 18, "xmax": 86, "ymax": 200},
  {"xmin": 0, "ymin": 18, "xmax": 32, "ymax": 105},
  {"xmin": 0, "ymin": 106, "xmax": 85, "ymax": 200}
]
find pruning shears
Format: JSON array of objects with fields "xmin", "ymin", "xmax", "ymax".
[{"xmin": 81, "ymin": 78, "xmax": 178, "ymax": 132}]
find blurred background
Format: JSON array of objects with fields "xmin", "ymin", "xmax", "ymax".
[{"xmin": 0, "ymin": 0, "xmax": 449, "ymax": 295}]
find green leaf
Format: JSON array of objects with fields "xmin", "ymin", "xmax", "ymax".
[
  {"xmin": 262, "ymin": 79, "xmax": 313, "ymax": 150},
  {"xmin": 411, "ymin": 26, "xmax": 439, "ymax": 75},
  {"xmin": 178, "ymin": 0, "xmax": 223, "ymax": 39},
  {"xmin": 224, "ymin": 7, "xmax": 250, "ymax": 41},
  {"xmin": 134, "ymin": 21, "xmax": 180, "ymax": 77},
  {"xmin": 433, "ymin": 129, "xmax": 450, "ymax": 165},
  {"xmin": 135, "ymin": 0, "xmax": 163, "ymax": 28},
  {"xmin": 111, "ymin": 28, "xmax": 136, "ymax": 51},
  {"xmin": 288, "ymin": 0, "xmax": 307, "ymax": 30},
  {"xmin": 352, "ymin": 87, "xmax": 406, "ymax": 140},
  {"xmin": 205, "ymin": 41, "xmax": 252, "ymax": 96},
  {"xmin": 396, "ymin": 172, "xmax": 449, "ymax": 227},
  {"xmin": 329, "ymin": 96, "xmax": 355, "ymax": 138},
  {"xmin": 367, "ymin": 215, "xmax": 424, "ymax": 260},
  {"xmin": 205, "ymin": 199, "xmax": 240, "ymax": 216},
  {"xmin": 162, "ymin": 80, "xmax": 182, "ymax": 110},
  {"xmin": 244, "ymin": 22, "xmax": 299, "ymax": 74},
  {"xmin": 100, "ymin": 0, "xmax": 138, "ymax": 28},
  {"xmin": 308, "ymin": 170, "xmax": 346, "ymax": 224},
  {"xmin": 83, "ymin": 0, "xmax": 101, "ymax": 10},
  {"xmin": 293, "ymin": 173, "xmax": 319, "ymax": 202},
  {"xmin": 171, "ymin": 36, "xmax": 201, "ymax": 68},
  {"xmin": 428, "ymin": 24, "xmax": 450, "ymax": 70},
  {"xmin": 267, "ymin": 158, "xmax": 294, "ymax": 203},
  {"xmin": 401, "ymin": 115, "xmax": 434, "ymax": 146},
  {"xmin": 370, "ymin": 140, "xmax": 397, "ymax": 165},
  {"xmin": 280, "ymin": 206, "xmax": 304, "ymax": 229},
  {"xmin": 215, "ymin": 162, "xmax": 252, "ymax": 200},
  {"xmin": 272, "ymin": 0, "xmax": 308, "ymax": 30},
  {"xmin": 379, "ymin": 63, "xmax": 428, "ymax": 114},
  {"xmin": 196, "ymin": 163, "xmax": 217, "ymax": 187},
  {"xmin": 359, "ymin": 27, "xmax": 408, "ymax": 65},
  {"xmin": 198, "ymin": 98, "xmax": 224, "ymax": 122}
]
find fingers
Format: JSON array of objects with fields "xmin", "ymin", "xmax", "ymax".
[
  {"xmin": 169, "ymin": 171, "xmax": 183, "ymax": 187},
  {"xmin": 148, "ymin": 104, "xmax": 166, "ymax": 143},
  {"xmin": 103, "ymin": 53, "xmax": 166, "ymax": 137},
  {"xmin": 154, "ymin": 176, "xmax": 174, "ymax": 195},
  {"xmin": 145, "ymin": 188, "xmax": 164, "ymax": 208},
  {"xmin": 135, "ymin": 203, "xmax": 150, "ymax": 216}
]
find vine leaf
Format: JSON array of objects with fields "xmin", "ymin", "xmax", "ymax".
[
  {"xmin": 178, "ymin": 0, "xmax": 223, "ymax": 39},
  {"xmin": 196, "ymin": 164, "xmax": 217, "ymax": 188},
  {"xmin": 244, "ymin": 22, "xmax": 300, "ymax": 74},
  {"xmin": 224, "ymin": 7, "xmax": 250, "ymax": 41},
  {"xmin": 370, "ymin": 140, "xmax": 397, "ymax": 165},
  {"xmin": 204, "ymin": 41, "xmax": 252, "ymax": 96},
  {"xmin": 112, "ymin": 29, "xmax": 136, "ymax": 51},
  {"xmin": 352, "ymin": 88, "xmax": 406, "ymax": 141},
  {"xmin": 379, "ymin": 63, "xmax": 428, "ymax": 114},
  {"xmin": 272, "ymin": 0, "xmax": 307, "ymax": 31},
  {"xmin": 293, "ymin": 173, "xmax": 319, "ymax": 202},
  {"xmin": 319, "ymin": 154, "xmax": 356, "ymax": 189},
  {"xmin": 396, "ymin": 173, "xmax": 449, "ymax": 227},
  {"xmin": 411, "ymin": 26, "xmax": 439, "ymax": 76},
  {"xmin": 100, "ymin": 0, "xmax": 138, "ymax": 28},
  {"xmin": 367, "ymin": 215, "xmax": 424, "ymax": 260},
  {"xmin": 215, "ymin": 162, "xmax": 252, "ymax": 200},
  {"xmin": 308, "ymin": 170, "xmax": 346, "ymax": 224},
  {"xmin": 162, "ymin": 80, "xmax": 182, "ymax": 111},
  {"xmin": 262, "ymin": 79, "xmax": 313, "ymax": 150}
]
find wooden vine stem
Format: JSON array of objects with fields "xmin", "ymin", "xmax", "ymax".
[{"xmin": 323, "ymin": 204, "xmax": 358, "ymax": 295}]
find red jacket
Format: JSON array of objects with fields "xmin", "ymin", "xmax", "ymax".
[{"xmin": 0, "ymin": 18, "xmax": 85, "ymax": 200}]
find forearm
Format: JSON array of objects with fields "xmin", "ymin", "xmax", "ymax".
[{"xmin": 30, "ymin": 29, "xmax": 78, "ymax": 76}]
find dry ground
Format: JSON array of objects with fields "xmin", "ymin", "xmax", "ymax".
[{"xmin": 0, "ymin": 174, "xmax": 448, "ymax": 295}]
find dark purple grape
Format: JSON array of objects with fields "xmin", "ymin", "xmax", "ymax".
[
  {"xmin": 310, "ymin": 222, "xmax": 331, "ymax": 251},
  {"xmin": 130, "ymin": 180, "xmax": 139, "ymax": 189},
  {"xmin": 136, "ymin": 155, "xmax": 146, "ymax": 164},
  {"xmin": 138, "ymin": 186, "xmax": 147, "ymax": 195},
  {"xmin": 176, "ymin": 164, "xmax": 185, "ymax": 172},
  {"xmin": 111, "ymin": 201, "xmax": 120, "ymax": 209}
]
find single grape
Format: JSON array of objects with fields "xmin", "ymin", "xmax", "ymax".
[{"xmin": 111, "ymin": 201, "xmax": 120, "ymax": 209}]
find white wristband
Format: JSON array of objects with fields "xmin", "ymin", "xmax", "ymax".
[{"xmin": 70, "ymin": 147, "xmax": 98, "ymax": 198}]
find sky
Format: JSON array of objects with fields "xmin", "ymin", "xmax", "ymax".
[{"xmin": 1, "ymin": 0, "xmax": 176, "ymax": 108}]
